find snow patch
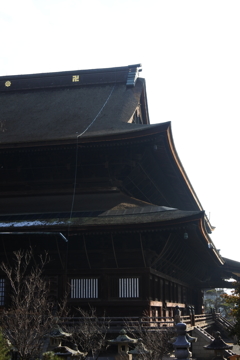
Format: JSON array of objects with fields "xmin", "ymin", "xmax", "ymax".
[{"xmin": 0, "ymin": 220, "xmax": 65, "ymax": 227}]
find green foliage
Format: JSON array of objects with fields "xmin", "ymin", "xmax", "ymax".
[
  {"xmin": 204, "ymin": 288, "xmax": 233, "ymax": 319},
  {"xmin": 0, "ymin": 330, "xmax": 10, "ymax": 360},
  {"xmin": 222, "ymin": 282, "xmax": 240, "ymax": 343}
]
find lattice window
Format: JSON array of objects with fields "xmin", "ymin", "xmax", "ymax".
[
  {"xmin": 119, "ymin": 278, "xmax": 139, "ymax": 298},
  {"xmin": 0, "ymin": 279, "xmax": 5, "ymax": 306},
  {"xmin": 70, "ymin": 278, "xmax": 98, "ymax": 299}
]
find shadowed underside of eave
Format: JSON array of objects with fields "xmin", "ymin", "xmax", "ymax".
[
  {"xmin": 0, "ymin": 212, "xmax": 223, "ymax": 286},
  {"xmin": 0, "ymin": 123, "xmax": 214, "ymax": 234}
]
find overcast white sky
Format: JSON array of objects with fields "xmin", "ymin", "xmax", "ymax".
[{"xmin": 1, "ymin": 0, "xmax": 240, "ymax": 261}]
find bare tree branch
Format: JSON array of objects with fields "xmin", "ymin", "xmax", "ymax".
[
  {"xmin": 0, "ymin": 249, "xmax": 66, "ymax": 360},
  {"xmin": 66, "ymin": 307, "xmax": 110, "ymax": 360},
  {"xmin": 124, "ymin": 315, "xmax": 175, "ymax": 360}
]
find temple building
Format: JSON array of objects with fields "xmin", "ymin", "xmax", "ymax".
[{"xmin": 0, "ymin": 64, "xmax": 239, "ymax": 318}]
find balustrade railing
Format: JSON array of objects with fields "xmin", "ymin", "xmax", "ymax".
[{"xmin": 60, "ymin": 313, "xmax": 215, "ymax": 331}]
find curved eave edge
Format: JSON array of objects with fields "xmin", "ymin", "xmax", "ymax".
[
  {"xmin": 0, "ymin": 122, "xmax": 171, "ymax": 150},
  {"xmin": 78, "ymin": 122, "xmax": 170, "ymax": 142},
  {"xmin": 222, "ymin": 257, "xmax": 240, "ymax": 267},
  {"xmin": 221, "ymin": 257, "xmax": 240, "ymax": 279},
  {"xmin": 199, "ymin": 216, "xmax": 224, "ymax": 265},
  {"xmin": 0, "ymin": 211, "xmax": 204, "ymax": 233},
  {"xmin": 166, "ymin": 124, "xmax": 214, "ymax": 233},
  {"xmin": 141, "ymin": 78, "xmax": 150, "ymax": 125}
]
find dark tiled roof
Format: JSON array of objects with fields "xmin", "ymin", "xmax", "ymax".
[{"xmin": 0, "ymin": 65, "xmax": 153, "ymax": 147}]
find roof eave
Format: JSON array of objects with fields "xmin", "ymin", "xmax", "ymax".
[
  {"xmin": 0, "ymin": 122, "xmax": 171, "ymax": 150},
  {"xmin": 0, "ymin": 209, "xmax": 204, "ymax": 233},
  {"xmin": 166, "ymin": 125, "xmax": 215, "ymax": 233},
  {"xmin": 198, "ymin": 216, "xmax": 224, "ymax": 265}
]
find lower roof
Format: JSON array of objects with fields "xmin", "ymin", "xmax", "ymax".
[
  {"xmin": 0, "ymin": 208, "xmax": 200, "ymax": 229},
  {"xmin": 0, "ymin": 190, "xmax": 201, "ymax": 230},
  {"xmin": 221, "ymin": 257, "xmax": 240, "ymax": 279},
  {"xmin": 1, "ymin": 191, "xmax": 238, "ymax": 287}
]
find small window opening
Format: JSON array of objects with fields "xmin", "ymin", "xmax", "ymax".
[
  {"xmin": 119, "ymin": 278, "xmax": 139, "ymax": 298},
  {"xmin": 70, "ymin": 278, "xmax": 98, "ymax": 299}
]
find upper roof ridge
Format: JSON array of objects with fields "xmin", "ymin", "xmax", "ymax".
[{"xmin": 0, "ymin": 64, "xmax": 142, "ymax": 92}]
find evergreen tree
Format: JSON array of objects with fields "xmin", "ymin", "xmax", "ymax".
[
  {"xmin": 204, "ymin": 288, "xmax": 233, "ymax": 319},
  {"xmin": 0, "ymin": 330, "xmax": 10, "ymax": 360}
]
